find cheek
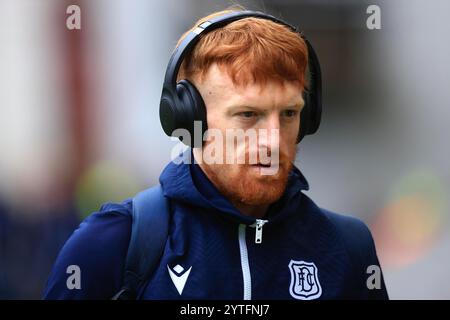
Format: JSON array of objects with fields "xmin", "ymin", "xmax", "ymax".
[
  {"xmin": 205, "ymin": 109, "xmax": 228, "ymax": 132},
  {"xmin": 282, "ymin": 121, "xmax": 300, "ymax": 144},
  {"xmin": 278, "ymin": 124, "xmax": 299, "ymax": 161}
]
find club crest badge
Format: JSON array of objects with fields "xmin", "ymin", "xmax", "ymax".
[{"xmin": 288, "ymin": 260, "xmax": 322, "ymax": 300}]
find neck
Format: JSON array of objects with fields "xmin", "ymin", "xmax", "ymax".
[
  {"xmin": 230, "ymin": 201, "xmax": 269, "ymax": 219},
  {"xmin": 193, "ymin": 148, "xmax": 269, "ymax": 219}
]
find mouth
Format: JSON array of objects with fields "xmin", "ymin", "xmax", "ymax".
[
  {"xmin": 251, "ymin": 163, "xmax": 279, "ymax": 168},
  {"xmin": 252, "ymin": 163, "xmax": 272, "ymax": 168},
  {"xmin": 249, "ymin": 163, "xmax": 281, "ymax": 176}
]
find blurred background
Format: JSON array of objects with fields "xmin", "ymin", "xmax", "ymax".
[{"xmin": 0, "ymin": 0, "xmax": 449, "ymax": 299}]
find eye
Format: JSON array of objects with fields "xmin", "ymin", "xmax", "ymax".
[
  {"xmin": 237, "ymin": 111, "xmax": 258, "ymax": 119},
  {"xmin": 282, "ymin": 110, "xmax": 299, "ymax": 118}
]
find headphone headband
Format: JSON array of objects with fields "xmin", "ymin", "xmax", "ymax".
[{"xmin": 163, "ymin": 11, "xmax": 299, "ymax": 88}]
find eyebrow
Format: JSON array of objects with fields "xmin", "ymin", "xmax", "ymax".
[{"xmin": 226, "ymin": 101, "xmax": 304, "ymax": 115}]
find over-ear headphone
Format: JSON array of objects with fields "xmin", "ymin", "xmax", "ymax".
[{"xmin": 159, "ymin": 10, "xmax": 322, "ymax": 147}]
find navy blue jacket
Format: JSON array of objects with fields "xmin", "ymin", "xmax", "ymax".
[{"xmin": 43, "ymin": 154, "xmax": 388, "ymax": 300}]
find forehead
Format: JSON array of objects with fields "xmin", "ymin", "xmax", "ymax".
[{"xmin": 197, "ymin": 64, "xmax": 304, "ymax": 109}]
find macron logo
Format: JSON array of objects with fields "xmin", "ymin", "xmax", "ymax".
[{"xmin": 167, "ymin": 264, "xmax": 192, "ymax": 295}]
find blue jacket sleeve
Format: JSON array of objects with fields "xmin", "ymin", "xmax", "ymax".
[
  {"xmin": 42, "ymin": 200, "xmax": 132, "ymax": 300},
  {"xmin": 324, "ymin": 209, "xmax": 389, "ymax": 300}
]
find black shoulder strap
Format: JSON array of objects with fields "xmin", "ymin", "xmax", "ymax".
[{"xmin": 111, "ymin": 185, "xmax": 170, "ymax": 300}]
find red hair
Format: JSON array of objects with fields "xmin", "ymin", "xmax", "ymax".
[{"xmin": 176, "ymin": 9, "xmax": 309, "ymax": 89}]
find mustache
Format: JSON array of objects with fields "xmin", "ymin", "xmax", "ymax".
[{"xmin": 241, "ymin": 148, "xmax": 292, "ymax": 166}]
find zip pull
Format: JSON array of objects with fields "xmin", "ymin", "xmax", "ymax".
[{"xmin": 251, "ymin": 219, "xmax": 269, "ymax": 244}]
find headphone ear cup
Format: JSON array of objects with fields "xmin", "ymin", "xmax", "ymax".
[
  {"xmin": 304, "ymin": 39, "xmax": 322, "ymax": 137},
  {"xmin": 159, "ymin": 89, "xmax": 177, "ymax": 138},
  {"xmin": 176, "ymin": 79, "xmax": 207, "ymax": 147},
  {"xmin": 297, "ymin": 39, "xmax": 322, "ymax": 143}
]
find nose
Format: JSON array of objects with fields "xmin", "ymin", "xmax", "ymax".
[
  {"xmin": 266, "ymin": 113, "xmax": 281, "ymax": 132},
  {"xmin": 258, "ymin": 113, "xmax": 280, "ymax": 151}
]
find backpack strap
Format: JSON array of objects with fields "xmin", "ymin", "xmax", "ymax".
[{"xmin": 112, "ymin": 185, "xmax": 170, "ymax": 300}]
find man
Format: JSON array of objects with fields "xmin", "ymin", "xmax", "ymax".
[{"xmin": 44, "ymin": 9, "xmax": 388, "ymax": 300}]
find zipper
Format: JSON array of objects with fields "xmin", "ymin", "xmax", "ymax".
[
  {"xmin": 237, "ymin": 219, "xmax": 269, "ymax": 300},
  {"xmin": 238, "ymin": 224, "xmax": 251, "ymax": 300},
  {"xmin": 250, "ymin": 219, "xmax": 269, "ymax": 244}
]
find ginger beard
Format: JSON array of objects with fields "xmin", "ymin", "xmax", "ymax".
[{"xmin": 197, "ymin": 139, "xmax": 296, "ymax": 206}]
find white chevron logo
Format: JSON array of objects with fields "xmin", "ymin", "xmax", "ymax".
[{"xmin": 167, "ymin": 264, "xmax": 192, "ymax": 295}]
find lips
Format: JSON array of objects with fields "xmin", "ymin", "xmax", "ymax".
[{"xmin": 251, "ymin": 163, "xmax": 279, "ymax": 168}]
